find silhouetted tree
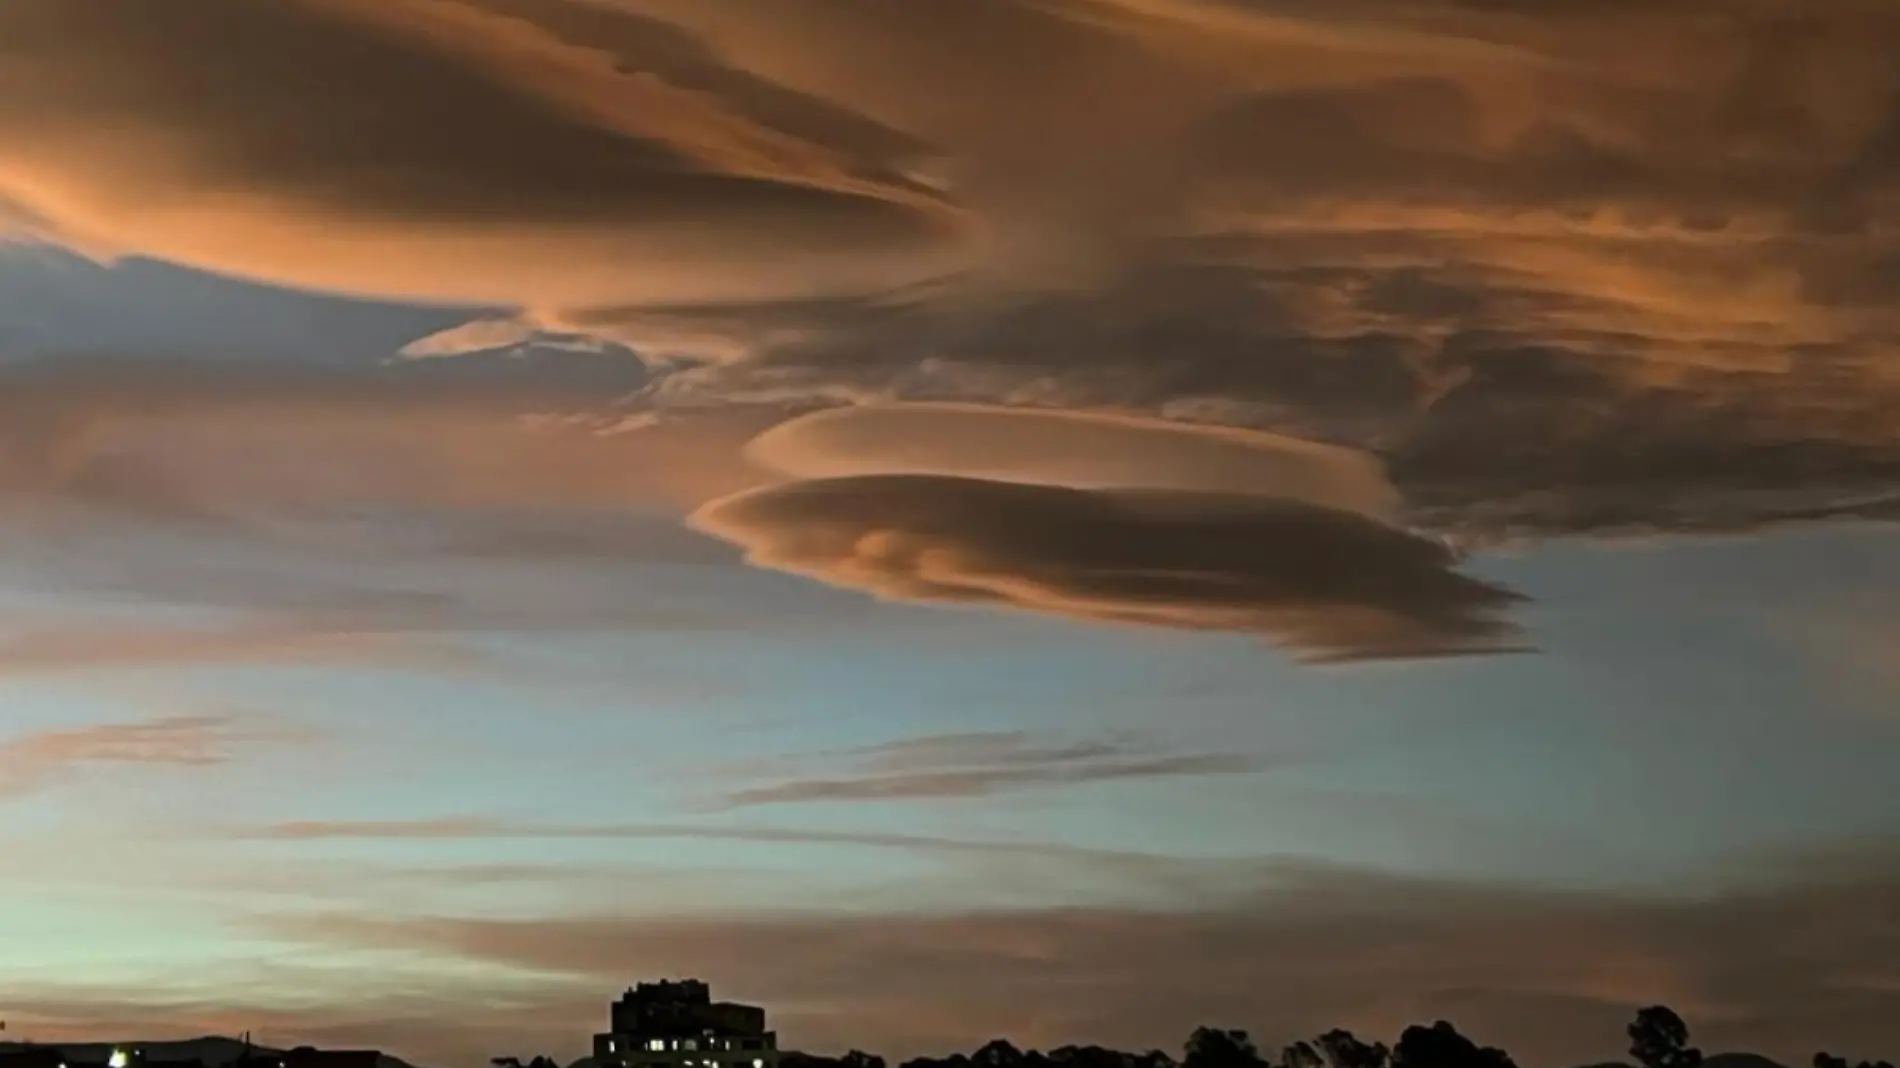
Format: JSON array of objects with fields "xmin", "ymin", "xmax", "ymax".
[
  {"xmin": 1316, "ymin": 1030, "xmax": 1389, "ymax": 1068},
  {"xmin": 1284, "ymin": 1042, "xmax": 1324, "ymax": 1068},
  {"xmin": 1392, "ymin": 1021, "xmax": 1515, "ymax": 1068},
  {"xmin": 1047, "ymin": 1045, "xmax": 1169, "ymax": 1068},
  {"xmin": 1184, "ymin": 1028, "xmax": 1265, "ymax": 1068},
  {"xmin": 841, "ymin": 1052, "xmax": 888, "ymax": 1068},
  {"xmin": 901, "ymin": 1054, "xmax": 972, "ymax": 1068},
  {"xmin": 1817, "ymin": 1057, "xmax": 1896, "ymax": 1068},
  {"xmin": 1628, "ymin": 1007, "xmax": 1700, "ymax": 1068},
  {"xmin": 974, "ymin": 1043, "xmax": 1026, "ymax": 1068}
]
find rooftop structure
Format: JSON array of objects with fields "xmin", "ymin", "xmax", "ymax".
[
  {"xmin": 593, "ymin": 981, "xmax": 777, "ymax": 1068},
  {"xmin": 281, "ymin": 1049, "xmax": 380, "ymax": 1068}
]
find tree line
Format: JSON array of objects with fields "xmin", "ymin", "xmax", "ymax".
[{"xmin": 765, "ymin": 1007, "xmax": 1891, "ymax": 1068}]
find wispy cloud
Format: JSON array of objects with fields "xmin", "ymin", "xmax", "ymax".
[
  {"xmin": 0, "ymin": 621, "xmax": 472, "ymax": 675},
  {"xmin": 230, "ymin": 815, "xmax": 1179, "ymax": 868},
  {"xmin": 0, "ymin": 713, "xmax": 291, "ymax": 799},
  {"xmin": 721, "ymin": 731, "xmax": 1264, "ymax": 807}
]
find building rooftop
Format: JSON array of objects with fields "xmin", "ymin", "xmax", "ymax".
[
  {"xmin": 606, "ymin": 980, "xmax": 771, "ymax": 1040},
  {"xmin": 282, "ymin": 1049, "xmax": 380, "ymax": 1068}
]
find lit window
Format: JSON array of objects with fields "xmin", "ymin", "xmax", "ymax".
[
  {"xmin": 684, "ymin": 1041, "xmax": 698, "ymax": 1052},
  {"xmin": 754, "ymin": 1059, "xmax": 766, "ymax": 1067},
  {"xmin": 608, "ymin": 1043, "xmax": 617, "ymax": 1053},
  {"xmin": 650, "ymin": 1041, "xmax": 666, "ymax": 1052}
]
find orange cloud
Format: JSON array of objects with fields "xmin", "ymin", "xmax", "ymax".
[
  {"xmin": 6, "ymin": 0, "xmax": 1900, "ymax": 560},
  {"xmin": 0, "ymin": 0, "xmax": 971, "ymax": 307},
  {"xmin": 692, "ymin": 475, "xmax": 1524, "ymax": 661},
  {"xmin": 745, "ymin": 403, "xmax": 1402, "ymax": 522}
]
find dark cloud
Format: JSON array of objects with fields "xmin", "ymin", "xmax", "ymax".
[
  {"xmin": 0, "ymin": 0, "xmax": 969, "ymax": 305},
  {"xmin": 692, "ymin": 474, "xmax": 1525, "ymax": 661},
  {"xmin": 258, "ymin": 853, "xmax": 1900, "ymax": 1068},
  {"xmin": 722, "ymin": 731, "xmax": 1262, "ymax": 807},
  {"xmin": 1184, "ymin": 1, "xmax": 1900, "ymax": 233},
  {"xmin": 631, "ymin": 229, "xmax": 1900, "ymax": 540}
]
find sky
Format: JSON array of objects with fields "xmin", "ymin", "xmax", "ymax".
[{"xmin": 0, "ymin": 1, "xmax": 1898, "ymax": 1066}]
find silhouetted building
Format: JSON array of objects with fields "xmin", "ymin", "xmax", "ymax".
[
  {"xmin": 593, "ymin": 981, "xmax": 777, "ymax": 1068},
  {"xmin": 281, "ymin": 1049, "xmax": 379, "ymax": 1068}
]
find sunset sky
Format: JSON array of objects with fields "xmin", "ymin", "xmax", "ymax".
[{"xmin": 1, "ymin": 2, "xmax": 1898, "ymax": 1067}]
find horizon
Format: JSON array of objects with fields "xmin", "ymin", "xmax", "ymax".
[{"xmin": 0, "ymin": 1001, "xmax": 1870, "ymax": 1068}]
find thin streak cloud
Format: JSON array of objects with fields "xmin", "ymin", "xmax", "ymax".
[
  {"xmin": 0, "ymin": 713, "xmax": 289, "ymax": 799},
  {"xmin": 722, "ymin": 731, "xmax": 1263, "ymax": 807}
]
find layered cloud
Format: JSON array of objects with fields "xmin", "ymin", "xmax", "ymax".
[
  {"xmin": 692, "ymin": 475, "xmax": 1524, "ymax": 661},
  {"xmin": 642, "ymin": 235, "xmax": 1900, "ymax": 538},
  {"xmin": 4, "ymin": 0, "xmax": 1900, "ymax": 629},
  {"xmin": 0, "ymin": 350, "xmax": 1510, "ymax": 661},
  {"xmin": 745, "ymin": 404, "xmax": 1402, "ymax": 521},
  {"xmin": 579, "ymin": 0, "xmax": 1900, "ymax": 539}
]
